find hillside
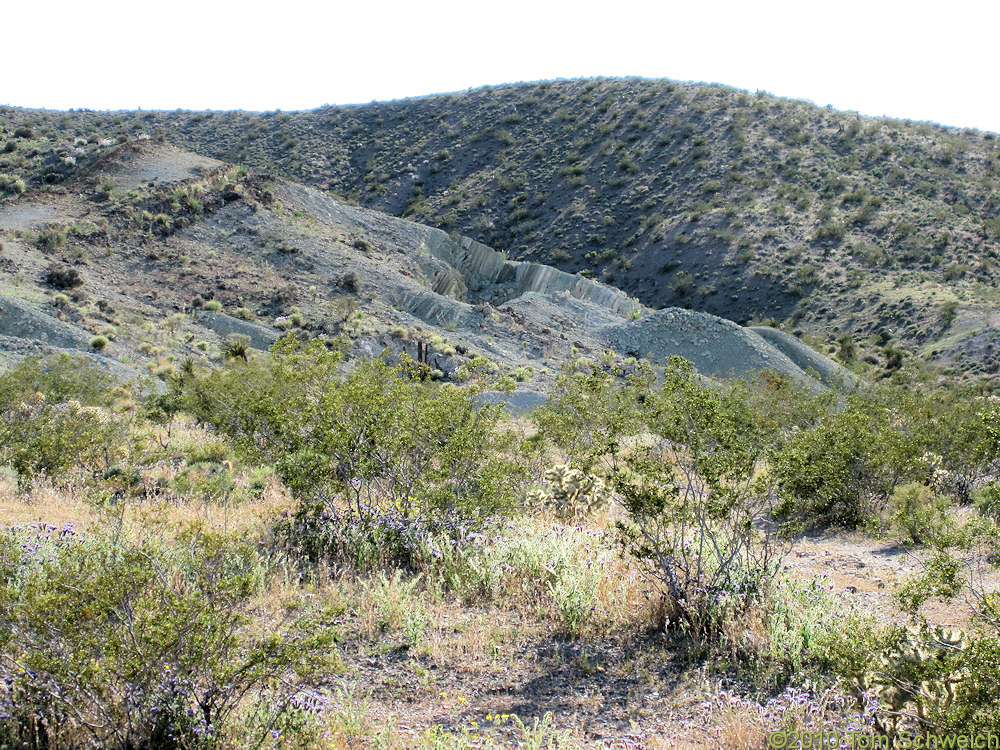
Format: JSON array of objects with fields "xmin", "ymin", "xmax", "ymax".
[
  {"xmin": 0, "ymin": 140, "xmax": 847, "ymax": 391},
  {"xmin": 3, "ymin": 77, "xmax": 998, "ymax": 375},
  {"xmin": 4, "ymin": 104, "xmax": 1000, "ymax": 749}
]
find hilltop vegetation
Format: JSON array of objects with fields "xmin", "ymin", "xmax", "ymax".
[{"xmin": 4, "ymin": 78, "xmax": 999, "ymax": 373}]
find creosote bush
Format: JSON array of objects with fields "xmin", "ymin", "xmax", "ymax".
[
  {"xmin": 532, "ymin": 358, "xmax": 804, "ymax": 652},
  {"xmin": 0, "ymin": 355, "xmax": 135, "ymax": 488},
  {"xmin": 612, "ymin": 357, "xmax": 789, "ymax": 650},
  {"xmin": 0, "ymin": 522, "xmax": 340, "ymax": 749},
  {"xmin": 183, "ymin": 336, "xmax": 528, "ymax": 570}
]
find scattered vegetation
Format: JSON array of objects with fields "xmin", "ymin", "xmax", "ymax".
[
  {"xmin": 4, "ymin": 78, "xmax": 1000, "ymax": 744},
  {"xmin": 0, "ymin": 345, "xmax": 997, "ymax": 745}
]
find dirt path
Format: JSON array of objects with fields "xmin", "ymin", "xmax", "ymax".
[{"xmin": 783, "ymin": 531, "xmax": 999, "ymax": 628}]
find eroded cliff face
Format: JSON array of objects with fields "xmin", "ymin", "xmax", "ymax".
[
  {"xmin": 0, "ymin": 141, "xmax": 850, "ymax": 390},
  {"xmin": 274, "ymin": 180, "xmax": 850, "ymax": 386}
]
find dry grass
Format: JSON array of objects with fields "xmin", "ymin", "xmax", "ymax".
[
  {"xmin": 0, "ymin": 473, "xmax": 96, "ymax": 528},
  {"xmin": 0, "ymin": 469, "xmax": 294, "ymax": 539}
]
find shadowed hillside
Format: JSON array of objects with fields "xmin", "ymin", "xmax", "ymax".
[{"xmin": 3, "ymin": 78, "xmax": 1000, "ymax": 375}]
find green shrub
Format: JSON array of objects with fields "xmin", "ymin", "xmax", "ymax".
[
  {"xmin": 185, "ymin": 336, "xmax": 527, "ymax": 528},
  {"xmin": 973, "ymin": 481, "xmax": 1000, "ymax": 520},
  {"xmin": 0, "ymin": 356, "xmax": 137, "ymax": 486},
  {"xmin": 888, "ymin": 481, "xmax": 955, "ymax": 546},
  {"xmin": 0, "ymin": 354, "xmax": 117, "ymax": 407},
  {"xmin": 0, "ymin": 524, "xmax": 340, "ymax": 748},
  {"xmin": 38, "ymin": 228, "xmax": 67, "ymax": 250},
  {"xmin": 813, "ymin": 222, "xmax": 847, "ymax": 244},
  {"xmin": 184, "ymin": 195, "xmax": 203, "ymax": 215},
  {"xmin": 0, "ymin": 396, "xmax": 130, "ymax": 487},
  {"xmin": 90, "ymin": 334, "xmax": 109, "ymax": 350},
  {"xmin": 0, "ymin": 173, "xmax": 26, "ymax": 194},
  {"xmin": 876, "ymin": 515, "xmax": 1000, "ymax": 732},
  {"xmin": 613, "ymin": 357, "xmax": 787, "ymax": 650},
  {"xmin": 774, "ymin": 397, "xmax": 913, "ymax": 529},
  {"xmin": 204, "ymin": 300, "xmax": 223, "ymax": 312},
  {"xmin": 530, "ymin": 362, "xmax": 638, "ymax": 475}
]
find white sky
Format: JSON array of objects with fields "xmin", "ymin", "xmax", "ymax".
[{"xmin": 5, "ymin": 0, "xmax": 1000, "ymax": 133}]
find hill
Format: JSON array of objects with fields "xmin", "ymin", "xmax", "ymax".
[
  {"xmin": 0, "ymin": 140, "xmax": 848, "ymax": 390},
  {"xmin": 2, "ymin": 77, "xmax": 998, "ymax": 375}
]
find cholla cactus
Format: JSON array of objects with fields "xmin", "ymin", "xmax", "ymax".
[
  {"xmin": 920, "ymin": 452, "xmax": 952, "ymax": 493},
  {"xmin": 526, "ymin": 464, "xmax": 611, "ymax": 519},
  {"xmin": 854, "ymin": 624, "xmax": 967, "ymax": 731}
]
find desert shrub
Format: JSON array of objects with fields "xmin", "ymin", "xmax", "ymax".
[
  {"xmin": 0, "ymin": 173, "xmax": 26, "ymax": 194},
  {"xmin": 0, "ymin": 395, "xmax": 131, "ymax": 487},
  {"xmin": 186, "ymin": 337, "xmax": 527, "ymax": 563},
  {"xmin": 774, "ymin": 396, "xmax": 914, "ymax": 529},
  {"xmin": 668, "ymin": 270, "xmax": 694, "ymax": 296},
  {"xmin": 44, "ymin": 262, "xmax": 82, "ymax": 289},
  {"xmin": 514, "ymin": 364, "xmax": 535, "ymax": 382},
  {"xmin": 0, "ymin": 523, "xmax": 340, "ymax": 749},
  {"xmin": 813, "ymin": 222, "xmax": 846, "ymax": 244},
  {"xmin": 204, "ymin": 300, "xmax": 223, "ymax": 312},
  {"xmin": 973, "ymin": 481, "xmax": 1000, "ymax": 520},
  {"xmin": 613, "ymin": 357, "xmax": 788, "ymax": 651},
  {"xmin": 866, "ymin": 513, "xmax": 1000, "ymax": 733},
  {"xmin": 351, "ymin": 236, "xmax": 372, "ymax": 253},
  {"xmin": 89, "ymin": 334, "xmax": 109, "ymax": 350},
  {"xmin": 337, "ymin": 271, "xmax": 362, "ymax": 292},
  {"xmin": 888, "ymin": 481, "xmax": 955, "ymax": 547},
  {"xmin": 184, "ymin": 195, "xmax": 203, "ymax": 215},
  {"xmin": 0, "ymin": 354, "xmax": 117, "ymax": 407},
  {"xmin": 940, "ymin": 299, "xmax": 959, "ymax": 328},
  {"xmin": 893, "ymin": 389, "xmax": 1000, "ymax": 504},
  {"xmin": 0, "ymin": 356, "xmax": 133, "ymax": 486},
  {"xmin": 530, "ymin": 362, "xmax": 641, "ymax": 476},
  {"xmin": 825, "ymin": 614, "xmax": 1000, "ymax": 734},
  {"xmin": 37, "ymin": 228, "xmax": 67, "ymax": 250}
]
